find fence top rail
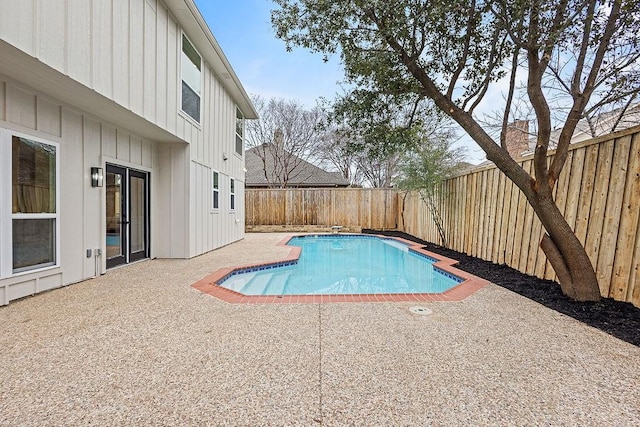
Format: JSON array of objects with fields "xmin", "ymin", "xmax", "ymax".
[
  {"xmin": 449, "ymin": 125, "xmax": 640, "ymax": 178},
  {"xmin": 245, "ymin": 188, "xmax": 400, "ymax": 192}
]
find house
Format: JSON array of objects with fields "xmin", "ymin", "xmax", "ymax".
[
  {"xmin": 505, "ymin": 104, "xmax": 640, "ymax": 158},
  {"xmin": 0, "ymin": 0, "xmax": 257, "ymax": 304},
  {"xmin": 245, "ymin": 144, "xmax": 350, "ymax": 188}
]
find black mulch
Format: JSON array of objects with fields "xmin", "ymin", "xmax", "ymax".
[{"xmin": 363, "ymin": 229, "xmax": 640, "ymax": 347}]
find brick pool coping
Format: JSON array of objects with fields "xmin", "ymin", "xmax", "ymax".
[{"xmin": 191, "ymin": 234, "xmax": 490, "ymax": 304}]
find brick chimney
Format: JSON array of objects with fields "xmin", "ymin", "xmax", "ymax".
[
  {"xmin": 504, "ymin": 120, "xmax": 529, "ymax": 158},
  {"xmin": 273, "ymin": 128, "xmax": 284, "ymax": 151}
]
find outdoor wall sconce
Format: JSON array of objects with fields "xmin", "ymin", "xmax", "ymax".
[
  {"xmin": 223, "ymin": 152, "xmax": 228, "ymax": 161},
  {"xmin": 91, "ymin": 167, "xmax": 104, "ymax": 187}
]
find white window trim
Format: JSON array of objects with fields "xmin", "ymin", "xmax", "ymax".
[
  {"xmin": 211, "ymin": 170, "xmax": 220, "ymax": 213},
  {"xmin": 235, "ymin": 107, "xmax": 244, "ymax": 157},
  {"xmin": 229, "ymin": 177, "xmax": 236, "ymax": 212},
  {"xmin": 180, "ymin": 32, "xmax": 203, "ymax": 125},
  {"xmin": 0, "ymin": 128, "xmax": 61, "ymax": 279}
]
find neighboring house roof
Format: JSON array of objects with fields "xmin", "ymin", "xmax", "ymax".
[
  {"xmin": 245, "ymin": 145, "xmax": 350, "ymax": 188},
  {"xmin": 520, "ymin": 103, "xmax": 640, "ymax": 156},
  {"xmin": 472, "ymin": 104, "xmax": 640, "ymax": 169}
]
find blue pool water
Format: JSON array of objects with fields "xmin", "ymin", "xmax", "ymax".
[{"xmin": 219, "ymin": 235, "xmax": 461, "ymax": 295}]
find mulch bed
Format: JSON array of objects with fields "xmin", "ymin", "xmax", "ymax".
[{"xmin": 363, "ymin": 230, "xmax": 640, "ymax": 347}]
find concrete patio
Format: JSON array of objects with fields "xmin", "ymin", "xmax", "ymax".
[{"xmin": 1, "ymin": 233, "xmax": 639, "ymax": 425}]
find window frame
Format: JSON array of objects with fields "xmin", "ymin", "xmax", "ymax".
[
  {"xmin": 235, "ymin": 107, "xmax": 244, "ymax": 156},
  {"xmin": 0, "ymin": 128, "xmax": 61, "ymax": 278},
  {"xmin": 211, "ymin": 170, "xmax": 220, "ymax": 212},
  {"xmin": 229, "ymin": 177, "xmax": 236, "ymax": 211},
  {"xmin": 180, "ymin": 33, "xmax": 202, "ymax": 124}
]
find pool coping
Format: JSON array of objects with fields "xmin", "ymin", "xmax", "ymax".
[{"xmin": 191, "ymin": 234, "xmax": 490, "ymax": 304}]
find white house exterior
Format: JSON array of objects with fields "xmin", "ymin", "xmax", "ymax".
[{"xmin": 0, "ymin": 0, "xmax": 257, "ymax": 304}]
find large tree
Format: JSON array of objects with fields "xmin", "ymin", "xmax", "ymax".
[{"xmin": 272, "ymin": 0, "xmax": 640, "ymax": 301}]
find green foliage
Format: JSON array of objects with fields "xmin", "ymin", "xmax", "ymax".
[
  {"xmin": 326, "ymin": 87, "xmax": 463, "ymax": 188},
  {"xmin": 272, "ymin": 0, "xmax": 513, "ymax": 109},
  {"xmin": 397, "ymin": 135, "xmax": 466, "ymax": 193},
  {"xmin": 272, "ymin": 0, "xmax": 640, "ymax": 300},
  {"xmin": 272, "ymin": 0, "xmax": 640, "ymax": 131}
]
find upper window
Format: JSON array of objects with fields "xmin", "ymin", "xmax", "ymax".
[
  {"xmin": 212, "ymin": 171, "xmax": 220, "ymax": 210},
  {"xmin": 230, "ymin": 178, "xmax": 235, "ymax": 211},
  {"xmin": 10, "ymin": 135, "xmax": 58, "ymax": 273},
  {"xmin": 181, "ymin": 35, "xmax": 201, "ymax": 123},
  {"xmin": 235, "ymin": 108, "xmax": 244, "ymax": 155}
]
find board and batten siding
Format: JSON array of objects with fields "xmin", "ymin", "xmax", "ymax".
[
  {"xmin": 0, "ymin": 0, "xmax": 250, "ymax": 304},
  {"xmin": 0, "ymin": 0, "xmax": 226, "ymax": 148},
  {"xmin": 0, "ymin": 0, "xmax": 247, "ymax": 250},
  {"xmin": 0, "ymin": 76, "xmax": 160, "ymax": 305},
  {"xmin": 186, "ymin": 65, "xmax": 246, "ymax": 257}
]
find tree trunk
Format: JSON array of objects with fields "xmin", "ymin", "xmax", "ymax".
[
  {"xmin": 527, "ymin": 189, "xmax": 602, "ymax": 301},
  {"xmin": 421, "ymin": 190, "xmax": 448, "ymax": 248},
  {"xmin": 379, "ymin": 34, "xmax": 600, "ymax": 301}
]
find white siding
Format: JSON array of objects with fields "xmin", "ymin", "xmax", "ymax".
[
  {"xmin": 37, "ymin": 0, "xmax": 66, "ymax": 72},
  {"xmin": 185, "ymin": 63, "xmax": 247, "ymax": 258},
  {"xmin": 155, "ymin": 143, "xmax": 189, "ymax": 258},
  {"xmin": 0, "ymin": 82, "xmax": 4, "ymax": 120},
  {"xmin": 0, "ymin": 76, "xmax": 175, "ymax": 304},
  {"xmin": 6, "ymin": 85, "xmax": 37, "ymax": 129},
  {"xmin": 93, "ymin": 0, "xmax": 113, "ymax": 98},
  {"xmin": 113, "ymin": 0, "xmax": 130, "ymax": 106},
  {"xmin": 82, "ymin": 117, "xmax": 103, "ymax": 279},
  {"xmin": 129, "ymin": 0, "xmax": 145, "ymax": 115},
  {"xmin": 0, "ymin": 0, "xmax": 35, "ymax": 54},
  {"xmin": 0, "ymin": 0, "xmax": 250, "ymax": 302},
  {"xmin": 143, "ymin": 0, "xmax": 157, "ymax": 122},
  {"xmin": 60, "ymin": 108, "xmax": 85, "ymax": 284},
  {"xmin": 67, "ymin": 0, "xmax": 92, "ymax": 84},
  {"xmin": 0, "ymin": 0, "xmax": 185, "ymax": 138}
]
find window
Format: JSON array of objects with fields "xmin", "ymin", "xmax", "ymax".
[
  {"xmin": 181, "ymin": 34, "xmax": 201, "ymax": 123},
  {"xmin": 9, "ymin": 134, "xmax": 59, "ymax": 273},
  {"xmin": 235, "ymin": 108, "xmax": 244, "ymax": 155},
  {"xmin": 230, "ymin": 178, "xmax": 235, "ymax": 210},
  {"xmin": 212, "ymin": 171, "xmax": 219, "ymax": 210}
]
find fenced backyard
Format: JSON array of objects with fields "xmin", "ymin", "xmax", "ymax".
[
  {"xmin": 246, "ymin": 188, "xmax": 398, "ymax": 231},
  {"xmin": 245, "ymin": 126, "xmax": 640, "ymax": 308}
]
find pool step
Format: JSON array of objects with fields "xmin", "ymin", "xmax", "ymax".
[
  {"xmin": 239, "ymin": 273, "xmax": 273, "ymax": 295},
  {"xmin": 262, "ymin": 274, "xmax": 289, "ymax": 294}
]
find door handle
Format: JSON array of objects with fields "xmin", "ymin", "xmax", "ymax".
[{"xmin": 118, "ymin": 221, "xmax": 130, "ymax": 225}]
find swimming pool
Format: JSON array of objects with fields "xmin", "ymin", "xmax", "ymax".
[{"xmin": 219, "ymin": 235, "xmax": 461, "ymax": 295}]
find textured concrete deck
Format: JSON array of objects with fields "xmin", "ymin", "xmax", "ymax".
[{"xmin": 1, "ymin": 233, "xmax": 639, "ymax": 425}]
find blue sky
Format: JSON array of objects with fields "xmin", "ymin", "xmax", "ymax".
[
  {"xmin": 195, "ymin": 0, "xmax": 487, "ymax": 163},
  {"xmin": 195, "ymin": 0, "xmax": 345, "ymax": 106}
]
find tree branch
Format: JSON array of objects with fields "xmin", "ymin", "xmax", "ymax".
[
  {"xmin": 500, "ymin": 46, "xmax": 522, "ymax": 150},
  {"xmin": 447, "ymin": 0, "xmax": 476, "ymax": 100},
  {"xmin": 549, "ymin": 0, "xmax": 622, "ymax": 181},
  {"xmin": 366, "ymin": 6, "xmax": 532, "ymax": 195}
]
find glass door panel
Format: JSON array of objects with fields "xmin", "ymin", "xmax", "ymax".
[
  {"xmin": 106, "ymin": 165, "xmax": 127, "ymax": 268},
  {"xmin": 129, "ymin": 170, "xmax": 148, "ymax": 262}
]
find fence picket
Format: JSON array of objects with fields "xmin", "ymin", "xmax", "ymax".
[{"xmin": 245, "ymin": 126, "xmax": 640, "ymax": 306}]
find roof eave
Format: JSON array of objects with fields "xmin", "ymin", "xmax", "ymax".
[{"xmin": 165, "ymin": 0, "xmax": 258, "ymax": 119}]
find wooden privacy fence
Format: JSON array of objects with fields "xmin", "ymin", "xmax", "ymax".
[
  {"xmin": 245, "ymin": 188, "xmax": 398, "ymax": 230},
  {"xmin": 399, "ymin": 126, "xmax": 640, "ymax": 307},
  {"xmin": 244, "ymin": 127, "xmax": 640, "ymax": 306}
]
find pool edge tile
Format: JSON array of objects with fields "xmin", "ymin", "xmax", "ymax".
[{"xmin": 190, "ymin": 233, "xmax": 490, "ymax": 304}]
